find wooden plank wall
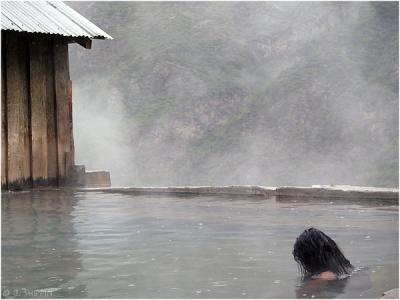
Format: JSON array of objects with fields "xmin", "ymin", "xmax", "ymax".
[{"xmin": 1, "ymin": 32, "xmax": 75, "ymax": 189}]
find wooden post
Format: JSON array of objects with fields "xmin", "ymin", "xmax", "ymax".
[
  {"xmin": 45, "ymin": 39, "xmax": 58, "ymax": 185},
  {"xmin": 54, "ymin": 40, "xmax": 74, "ymax": 182},
  {"xmin": 67, "ymin": 79, "xmax": 75, "ymax": 167},
  {"xmin": 1, "ymin": 33, "xmax": 8, "ymax": 188},
  {"xmin": 6, "ymin": 33, "xmax": 31, "ymax": 189},
  {"xmin": 29, "ymin": 37, "xmax": 48, "ymax": 186}
]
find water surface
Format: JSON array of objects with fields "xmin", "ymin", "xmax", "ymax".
[{"xmin": 2, "ymin": 190, "xmax": 398, "ymax": 298}]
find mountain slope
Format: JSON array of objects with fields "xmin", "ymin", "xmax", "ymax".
[{"xmin": 68, "ymin": 2, "xmax": 398, "ymax": 187}]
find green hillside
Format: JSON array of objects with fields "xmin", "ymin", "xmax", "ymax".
[{"xmin": 68, "ymin": 2, "xmax": 398, "ymax": 187}]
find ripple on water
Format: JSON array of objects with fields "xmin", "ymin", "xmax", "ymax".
[{"xmin": 212, "ymin": 281, "xmax": 228, "ymax": 287}]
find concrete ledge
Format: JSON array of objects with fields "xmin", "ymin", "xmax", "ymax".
[
  {"xmin": 69, "ymin": 165, "xmax": 111, "ymax": 188},
  {"xmin": 84, "ymin": 171, "xmax": 111, "ymax": 188},
  {"xmin": 276, "ymin": 185, "xmax": 398, "ymax": 200},
  {"xmin": 77, "ymin": 185, "xmax": 398, "ymax": 201},
  {"xmin": 78, "ymin": 185, "xmax": 275, "ymax": 197}
]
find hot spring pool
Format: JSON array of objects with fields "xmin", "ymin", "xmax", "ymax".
[{"xmin": 1, "ymin": 190, "xmax": 398, "ymax": 298}]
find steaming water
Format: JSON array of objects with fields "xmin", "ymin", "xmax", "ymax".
[{"xmin": 1, "ymin": 190, "xmax": 398, "ymax": 298}]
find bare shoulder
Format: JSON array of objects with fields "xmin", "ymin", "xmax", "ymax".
[{"xmin": 312, "ymin": 271, "xmax": 337, "ymax": 281}]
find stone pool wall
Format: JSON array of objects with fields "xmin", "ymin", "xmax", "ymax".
[{"xmin": 78, "ymin": 185, "xmax": 399, "ymax": 201}]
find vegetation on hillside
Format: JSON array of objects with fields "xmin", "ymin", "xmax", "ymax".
[{"xmin": 68, "ymin": 2, "xmax": 398, "ymax": 187}]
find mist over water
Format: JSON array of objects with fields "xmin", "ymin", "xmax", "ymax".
[{"xmin": 68, "ymin": 2, "xmax": 398, "ymax": 187}]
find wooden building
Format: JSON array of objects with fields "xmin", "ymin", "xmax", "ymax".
[{"xmin": 1, "ymin": 1, "xmax": 112, "ymax": 190}]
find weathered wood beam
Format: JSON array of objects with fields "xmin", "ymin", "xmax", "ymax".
[
  {"xmin": 67, "ymin": 79, "xmax": 75, "ymax": 166},
  {"xmin": 29, "ymin": 37, "xmax": 49, "ymax": 186},
  {"xmin": 66, "ymin": 37, "xmax": 92, "ymax": 49},
  {"xmin": 76, "ymin": 37, "xmax": 92, "ymax": 49},
  {"xmin": 6, "ymin": 33, "xmax": 31, "ymax": 189},
  {"xmin": 54, "ymin": 40, "xmax": 74, "ymax": 182},
  {"xmin": 45, "ymin": 38, "xmax": 58, "ymax": 185},
  {"xmin": 1, "ymin": 33, "xmax": 8, "ymax": 188}
]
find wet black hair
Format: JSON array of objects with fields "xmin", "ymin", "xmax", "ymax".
[{"xmin": 292, "ymin": 227, "xmax": 353, "ymax": 278}]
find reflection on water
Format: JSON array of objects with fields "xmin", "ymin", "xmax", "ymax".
[
  {"xmin": 2, "ymin": 191, "xmax": 87, "ymax": 298},
  {"xmin": 1, "ymin": 190, "xmax": 398, "ymax": 298}
]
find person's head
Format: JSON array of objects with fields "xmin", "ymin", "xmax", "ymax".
[{"xmin": 292, "ymin": 227, "xmax": 353, "ymax": 277}]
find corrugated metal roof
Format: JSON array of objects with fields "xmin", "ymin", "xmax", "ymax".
[{"xmin": 1, "ymin": 1, "xmax": 113, "ymax": 40}]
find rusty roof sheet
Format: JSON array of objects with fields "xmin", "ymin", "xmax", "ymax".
[{"xmin": 1, "ymin": 1, "xmax": 112, "ymax": 40}]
